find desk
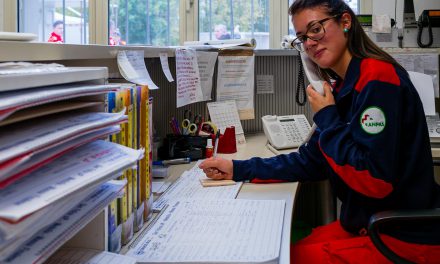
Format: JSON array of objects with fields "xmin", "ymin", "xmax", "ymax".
[
  {"xmin": 152, "ymin": 134, "xmax": 298, "ymax": 264},
  {"xmin": 432, "ymin": 147, "xmax": 440, "ymax": 159}
]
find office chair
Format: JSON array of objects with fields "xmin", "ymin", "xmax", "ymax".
[{"xmin": 368, "ymin": 160, "xmax": 440, "ymax": 264}]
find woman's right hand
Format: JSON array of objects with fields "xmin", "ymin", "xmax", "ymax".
[{"xmin": 199, "ymin": 157, "xmax": 233, "ymax": 180}]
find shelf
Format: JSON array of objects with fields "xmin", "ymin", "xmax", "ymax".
[
  {"xmin": 0, "ymin": 42, "xmax": 174, "ymax": 62},
  {"xmin": 0, "ymin": 67, "xmax": 108, "ymax": 92}
]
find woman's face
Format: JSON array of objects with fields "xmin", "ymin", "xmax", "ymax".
[{"xmin": 292, "ymin": 7, "xmax": 349, "ymax": 70}]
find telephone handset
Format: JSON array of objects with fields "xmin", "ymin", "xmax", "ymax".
[
  {"xmin": 417, "ymin": 10, "xmax": 440, "ymax": 48},
  {"xmin": 279, "ymin": 35, "xmax": 326, "ymax": 144},
  {"xmin": 262, "ymin": 114, "xmax": 312, "ymax": 149},
  {"xmin": 300, "ymin": 51, "xmax": 325, "ymax": 95}
]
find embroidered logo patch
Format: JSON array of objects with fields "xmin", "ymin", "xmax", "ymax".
[{"xmin": 360, "ymin": 107, "xmax": 386, "ymax": 134}]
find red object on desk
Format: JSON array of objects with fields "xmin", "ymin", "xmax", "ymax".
[
  {"xmin": 250, "ymin": 178, "xmax": 288, "ymax": 184},
  {"xmin": 212, "ymin": 126, "xmax": 237, "ymax": 154}
]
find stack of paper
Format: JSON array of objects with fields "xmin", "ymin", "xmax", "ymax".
[
  {"xmin": 1, "ymin": 180, "xmax": 126, "ymax": 264},
  {"xmin": 0, "ymin": 111, "xmax": 127, "ymax": 186},
  {"xmin": 0, "ymin": 140, "xmax": 144, "ymax": 262},
  {"xmin": 0, "ymin": 83, "xmax": 119, "ymax": 122},
  {"xmin": 0, "ymin": 126, "xmax": 120, "ymax": 188},
  {"xmin": 0, "ymin": 64, "xmax": 138, "ymax": 263},
  {"xmin": 128, "ymin": 199, "xmax": 285, "ymax": 264}
]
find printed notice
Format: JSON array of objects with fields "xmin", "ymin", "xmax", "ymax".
[
  {"xmin": 175, "ymin": 48, "xmax": 204, "ymax": 107},
  {"xmin": 159, "ymin": 52, "xmax": 174, "ymax": 82},
  {"xmin": 257, "ymin": 75, "xmax": 274, "ymax": 94},
  {"xmin": 217, "ymin": 53, "xmax": 255, "ymax": 119},
  {"xmin": 117, "ymin": 50, "xmax": 158, "ymax": 89},
  {"xmin": 391, "ymin": 52, "xmax": 439, "ymax": 97},
  {"xmin": 197, "ymin": 51, "xmax": 218, "ymax": 101}
]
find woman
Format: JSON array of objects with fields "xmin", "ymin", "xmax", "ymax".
[{"xmin": 200, "ymin": 0, "xmax": 440, "ymax": 262}]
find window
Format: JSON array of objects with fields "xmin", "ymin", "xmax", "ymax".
[
  {"xmin": 199, "ymin": 0, "xmax": 270, "ymax": 49},
  {"xmin": 108, "ymin": 0, "xmax": 180, "ymax": 46},
  {"xmin": 288, "ymin": 0, "xmax": 360, "ymax": 36},
  {"xmin": 18, "ymin": 0, "xmax": 89, "ymax": 44}
]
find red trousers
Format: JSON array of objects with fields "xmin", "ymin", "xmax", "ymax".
[{"xmin": 291, "ymin": 221, "xmax": 440, "ymax": 263}]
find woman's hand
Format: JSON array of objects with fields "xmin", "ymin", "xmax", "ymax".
[
  {"xmin": 199, "ymin": 157, "xmax": 233, "ymax": 180},
  {"xmin": 307, "ymin": 82, "xmax": 335, "ymax": 113}
]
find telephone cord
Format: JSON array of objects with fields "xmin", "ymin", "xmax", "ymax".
[{"xmin": 296, "ymin": 56, "xmax": 307, "ymax": 106}]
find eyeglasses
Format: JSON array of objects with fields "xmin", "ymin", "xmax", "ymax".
[{"xmin": 292, "ymin": 14, "xmax": 341, "ymax": 52}]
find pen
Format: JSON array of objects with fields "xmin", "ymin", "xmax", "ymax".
[
  {"xmin": 213, "ymin": 130, "xmax": 220, "ymax": 158},
  {"xmin": 153, "ymin": 157, "xmax": 191, "ymax": 166}
]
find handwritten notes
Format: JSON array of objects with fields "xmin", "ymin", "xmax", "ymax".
[
  {"xmin": 175, "ymin": 48, "xmax": 204, "ymax": 108},
  {"xmin": 153, "ymin": 169, "xmax": 242, "ymax": 212}
]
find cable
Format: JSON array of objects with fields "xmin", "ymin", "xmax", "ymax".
[
  {"xmin": 296, "ymin": 56, "xmax": 307, "ymax": 106},
  {"xmin": 417, "ymin": 15, "xmax": 433, "ymax": 48}
]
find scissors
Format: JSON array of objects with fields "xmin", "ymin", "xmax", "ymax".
[{"xmin": 182, "ymin": 110, "xmax": 203, "ymax": 135}]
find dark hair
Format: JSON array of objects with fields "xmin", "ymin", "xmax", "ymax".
[
  {"xmin": 289, "ymin": 0, "xmax": 405, "ymax": 80},
  {"xmin": 53, "ymin": 20, "xmax": 64, "ymax": 28}
]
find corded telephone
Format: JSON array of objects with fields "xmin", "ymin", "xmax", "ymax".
[
  {"xmin": 417, "ymin": 10, "xmax": 440, "ymax": 48},
  {"xmin": 426, "ymin": 115, "xmax": 440, "ymax": 143},
  {"xmin": 262, "ymin": 114, "xmax": 311, "ymax": 149},
  {"xmin": 279, "ymin": 35, "xmax": 325, "ymax": 145}
]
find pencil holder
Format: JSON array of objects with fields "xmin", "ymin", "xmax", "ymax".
[
  {"xmin": 158, "ymin": 134, "xmax": 210, "ymax": 160},
  {"xmin": 213, "ymin": 126, "xmax": 237, "ymax": 154}
]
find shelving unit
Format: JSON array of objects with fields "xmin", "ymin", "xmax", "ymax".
[{"xmin": 0, "ymin": 63, "xmax": 129, "ymax": 263}]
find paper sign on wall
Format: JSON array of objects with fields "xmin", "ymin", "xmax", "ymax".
[
  {"xmin": 117, "ymin": 50, "xmax": 158, "ymax": 89},
  {"xmin": 257, "ymin": 75, "xmax": 274, "ymax": 94},
  {"xmin": 159, "ymin": 52, "xmax": 174, "ymax": 82},
  {"xmin": 197, "ymin": 51, "xmax": 218, "ymax": 101},
  {"xmin": 175, "ymin": 48, "xmax": 204, "ymax": 108},
  {"xmin": 217, "ymin": 50, "xmax": 255, "ymax": 120}
]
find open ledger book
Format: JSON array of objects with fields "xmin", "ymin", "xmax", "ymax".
[{"xmin": 127, "ymin": 199, "xmax": 285, "ymax": 264}]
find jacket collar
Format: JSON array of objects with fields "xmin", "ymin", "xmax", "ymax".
[{"xmin": 335, "ymin": 56, "xmax": 362, "ymax": 102}]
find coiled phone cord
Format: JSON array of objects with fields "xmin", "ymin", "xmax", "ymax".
[
  {"xmin": 296, "ymin": 56, "xmax": 307, "ymax": 106},
  {"xmin": 417, "ymin": 15, "xmax": 433, "ymax": 48}
]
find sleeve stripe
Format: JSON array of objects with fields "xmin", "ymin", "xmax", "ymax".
[
  {"xmin": 319, "ymin": 146, "xmax": 393, "ymax": 199},
  {"xmin": 355, "ymin": 58, "xmax": 400, "ymax": 93}
]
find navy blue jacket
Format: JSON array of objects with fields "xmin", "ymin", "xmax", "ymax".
[{"xmin": 233, "ymin": 57, "xmax": 440, "ymax": 243}]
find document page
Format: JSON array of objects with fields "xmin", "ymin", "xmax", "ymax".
[
  {"xmin": 0, "ymin": 140, "xmax": 143, "ymax": 221},
  {"xmin": 153, "ymin": 170, "xmax": 242, "ymax": 211},
  {"xmin": 216, "ymin": 52, "xmax": 255, "ymax": 120},
  {"xmin": 117, "ymin": 50, "xmax": 158, "ymax": 89},
  {"xmin": 0, "ymin": 111, "xmax": 127, "ymax": 165},
  {"xmin": 0, "ymin": 126, "xmax": 120, "ymax": 187},
  {"xmin": 128, "ymin": 199, "xmax": 285, "ymax": 263}
]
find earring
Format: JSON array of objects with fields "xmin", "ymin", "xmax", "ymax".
[{"xmin": 343, "ymin": 28, "xmax": 349, "ymax": 33}]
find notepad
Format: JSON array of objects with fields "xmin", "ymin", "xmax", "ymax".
[{"xmin": 199, "ymin": 178, "xmax": 236, "ymax": 187}]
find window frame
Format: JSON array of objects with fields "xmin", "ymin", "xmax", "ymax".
[
  {"xmin": 2, "ymin": 0, "xmax": 18, "ymax": 32},
  {"xmin": 4, "ymin": 0, "xmax": 369, "ymax": 47}
]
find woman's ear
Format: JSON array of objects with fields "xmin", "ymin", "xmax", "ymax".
[{"xmin": 340, "ymin": 12, "xmax": 352, "ymax": 30}]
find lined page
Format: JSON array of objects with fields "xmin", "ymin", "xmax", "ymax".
[
  {"xmin": 129, "ymin": 199, "xmax": 285, "ymax": 263},
  {"xmin": 153, "ymin": 170, "xmax": 242, "ymax": 211}
]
